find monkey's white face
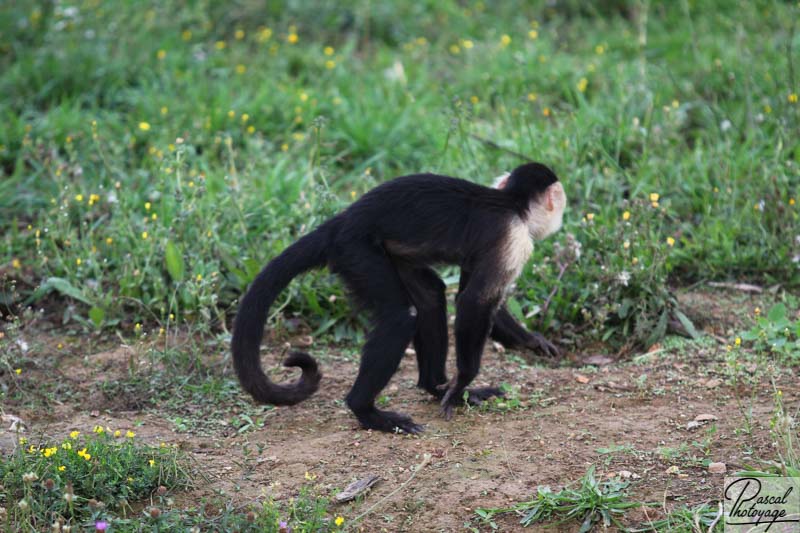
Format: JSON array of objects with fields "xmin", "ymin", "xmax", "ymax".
[{"xmin": 527, "ymin": 182, "xmax": 566, "ymax": 240}]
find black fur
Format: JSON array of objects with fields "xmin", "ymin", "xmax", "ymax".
[{"xmin": 231, "ymin": 162, "xmax": 560, "ymax": 433}]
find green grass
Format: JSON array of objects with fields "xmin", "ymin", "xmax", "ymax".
[
  {"xmin": 474, "ymin": 465, "xmax": 643, "ymax": 531},
  {"xmin": 1, "ymin": 0, "xmax": 798, "ymax": 348}
]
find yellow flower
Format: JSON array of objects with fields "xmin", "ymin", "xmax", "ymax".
[
  {"xmin": 106, "ymin": 237, "xmax": 113, "ymax": 245},
  {"xmin": 228, "ymin": 109, "xmax": 236, "ymax": 118},
  {"xmin": 735, "ymin": 337, "xmax": 741, "ymax": 346},
  {"xmin": 304, "ymin": 471, "xmax": 316, "ymax": 480},
  {"xmin": 12, "ymin": 257, "xmax": 21, "ymax": 269},
  {"xmin": 672, "ymin": 99, "xmax": 679, "ymax": 108},
  {"xmin": 62, "ymin": 442, "xmax": 72, "ymax": 450},
  {"xmin": 126, "ymin": 430, "xmax": 136, "ymax": 438},
  {"xmin": 595, "ymin": 44, "xmax": 605, "ymax": 54},
  {"xmin": 93, "ymin": 425, "xmax": 104, "ymax": 434},
  {"xmin": 324, "ymin": 46, "xmax": 334, "ymax": 56},
  {"xmin": 335, "ymin": 516, "xmax": 344, "ymax": 527},
  {"xmin": 161, "ymin": 106, "xmax": 168, "ymax": 115},
  {"xmin": 462, "ymin": 39, "xmax": 473, "ymax": 49},
  {"xmin": 449, "ymin": 44, "xmax": 460, "ymax": 54},
  {"xmin": 542, "ymin": 107, "xmax": 550, "ymax": 117},
  {"xmin": 139, "ymin": 122, "xmax": 151, "ymax": 131},
  {"xmin": 585, "ymin": 213, "xmax": 594, "ymax": 221},
  {"xmin": 500, "ymin": 34, "xmax": 511, "ymax": 46},
  {"xmin": 632, "ymin": 257, "xmax": 639, "ymax": 265},
  {"xmin": 236, "ymin": 64, "xmax": 247, "ymax": 74},
  {"xmin": 19, "ymin": 437, "xmax": 27, "ymax": 445},
  {"xmin": 470, "ymin": 95, "xmax": 479, "ymax": 104},
  {"xmin": 576, "ymin": 78, "xmax": 588, "ymax": 93},
  {"xmin": 58, "ymin": 465, "xmax": 66, "ymax": 472},
  {"xmin": 141, "ymin": 231, "xmax": 148, "ymax": 240},
  {"xmin": 649, "ymin": 193, "xmax": 660, "ymax": 202},
  {"xmin": 325, "ymin": 60, "xmax": 336, "ymax": 69},
  {"xmin": 156, "ymin": 49, "xmax": 166, "ymax": 60},
  {"xmin": 215, "ymin": 40, "xmax": 226, "ymax": 50},
  {"xmin": 754, "ymin": 307, "xmax": 761, "ymax": 316},
  {"xmin": 527, "ymin": 92, "xmax": 537, "ymax": 101},
  {"xmin": 196, "ymin": 274, "xmax": 202, "ymax": 281},
  {"xmin": 28, "ymin": 445, "xmax": 37, "ymax": 453},
  {"xmin": 149, "ymin": 459, "xmax": 156, "ymax": 467},
  {"xmin": 790, "ymin": 198, "xmax": 796, "ymax": 206},
  {"xmin": 135, "ymin": 323, "xmax": 142, "ymax": 332},
  {"xmin": 15, "ymin": 368, "xmax": 21, "ymax": 375},
  {"xmin": 622, "ymin": 210, "xmax": 630, "ymax": 221},
  {"xmin": 287, "ymin": 32, "xmax": 299, "ymax": 44},
  {"xmin": 70, "ymin": 431, "xmax": 80, "ymax": 439},
  {"xmin": 181, "ymin": 30, "xmax": 192, "ymax": 41},
  {"xmin": 651, "ymin": 201, "xmax": 659, "ymax": 208},
  {"xmin": 77, "ymin": 448, "xmax": 91, "ymax": 460},
  {"xmin": 789, "ymin": 93, "xmax": 798, "ymax": 103},
  {"xmin": 666, "ymin": 236, "xmax": 675, "ymax": 247},
  {"xmin": 75, "ymin": 193, "xmax": 84, "ymax": 202},
  {"xmin": 528, "ymin": 30, "xmax": 538, "ymax": 39},
  {"xmin": 75, "ymin": 258, "xmax": 81, "ymax": 266},
  {"xmin": 258, "ymin": 27, "xmax": 273, "ymax": 42},
  {"xmin": 247, "ymin": 125, "xmax": 255, "ymax": 134},
  {"xmin": 114, "ymin": 430, "xmax": 121, "ymax": 437},
  {"xmin": 235, "ymin": 29, "xmax": 245, "ymax": 40},
  {"xmin": 43, "ymin": 447, "xmax": 57, "ymax": 458}
]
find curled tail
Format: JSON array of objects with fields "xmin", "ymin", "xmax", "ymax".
[{"xmin": 232, "ymin": 220, "xmax": 336, "ymax": 405}]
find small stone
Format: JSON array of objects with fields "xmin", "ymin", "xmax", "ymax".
[{"xmin": 708, "ymin": 462, "xmax": 727, "ymax": 474}]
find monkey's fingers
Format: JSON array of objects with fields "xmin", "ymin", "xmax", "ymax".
[
  {"xmin": 440, "ymin": 403, "xmax": 455, "ymax": 421},
  {"xmin": 528, "ymin": 333, "xmax": 560, "ymax": 357}
]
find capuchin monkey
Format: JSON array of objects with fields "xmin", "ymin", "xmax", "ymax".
[{"xmin": 232, "ymin": 162, "xmax": 567, "ymax": 434}]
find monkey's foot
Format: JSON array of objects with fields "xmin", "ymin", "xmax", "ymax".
[
  {"xmin": 465, "ymin": 386, "xmax": 505, "ymax": 405},
  {"xmin": 438, "ymin": 384, "xmax": 506, "ymax": 419},
  {"xmin": 354, "ymin": 408, "xmax": 423, "ymax": 435}
]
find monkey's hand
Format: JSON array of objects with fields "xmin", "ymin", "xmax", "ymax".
[{"xmin": 525, "ymin": 332, "xmax": 560, "ymax": 357}]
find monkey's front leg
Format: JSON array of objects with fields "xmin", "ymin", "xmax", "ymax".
[{"xmin": 440, "ymin": 288, "xmax": 498, "ymax": 420}]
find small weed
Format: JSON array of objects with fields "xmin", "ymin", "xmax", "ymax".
[{"xmin": 474, "ymin": 466, "xmax": 642, "ymax": 531}]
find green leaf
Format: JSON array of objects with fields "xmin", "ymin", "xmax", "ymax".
[
  {"xmin": 507, "ymin": 297, "xmax": 524, "ymax": 321},
  {"xmin": 767, "ymin": 303, "xmax": 786, "ymax": 323},
  {"xmin": 88, "ymin": 306, "xmax": 105, "ymax": 328},
  {"xmin": 617, "ymin": 299, "xmax": 632, "ymax": 319},
  {"xmin": 164, "ymin": 240, "xmax": 185, "ymax": 282},
  {"xmin": 31, "ymin": 277, "xmax": 93, "ymax": 306},
  {"xmin": 673, "ymin": 310, "xmax": 700, "ymax": 339}
]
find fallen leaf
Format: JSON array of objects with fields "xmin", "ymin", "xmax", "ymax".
[
  {"xmin": 704, "ymin": 379, "xmax": 722, "ymax": 389},
  {"xmin": 575, "ymin": 374, "xmax": 590, "ymax": 384},
  {"xmin": 665, "ymin": 466, "xmax": 680, "ymax": 475},
  {"xmin": 335, "ymin": 475, "xmax": 380, "ymax": 503},
  {"xmin": 708, "ymin": 462, "xmax": 727, "ymax": 474},
  {"xmin": 694, "ymin": 414, "xmax": 719, "ymax": 422}
]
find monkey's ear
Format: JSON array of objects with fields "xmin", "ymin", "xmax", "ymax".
[{"xmin": 493, "ymin": 172, "xmax": 510, "ymax": 189}]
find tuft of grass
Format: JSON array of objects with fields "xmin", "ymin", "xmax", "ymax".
[
  {"xmin": 628, "ymin": 503, "xmax": 724, "ymax": 533},
  {"xmin": 0, "ymin": 427, "xmax": 189, "ymax": 531},
  {"xmin": 474, "ymin": 465, "xmax": 643, "ymax": 531}
]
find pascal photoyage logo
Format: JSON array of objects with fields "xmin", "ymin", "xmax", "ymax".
[{"xmin": 723, "ymin": 476, "xmax": 800, "ymax": 532}]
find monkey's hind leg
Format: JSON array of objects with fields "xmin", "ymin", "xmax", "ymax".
[
  {"xmin": 396, "ymin": 265, "xmax": 448, "ymax": 398},
  {"xmin": 335, "ymin": 244, "xmax": 423, "ymax": 434}
]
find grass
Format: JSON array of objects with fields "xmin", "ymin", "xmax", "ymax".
[
  {"xmin": 1, "ymin": 0, "xmax": 798, "ymax": 350},
  {"xmin": 474, "ymin": 465, "xmax": 643, "ymax": 531}
]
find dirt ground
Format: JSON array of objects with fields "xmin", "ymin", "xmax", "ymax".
[{"xmin": 3, "ymin": 289, "xmax": 798, "ymax": 532}]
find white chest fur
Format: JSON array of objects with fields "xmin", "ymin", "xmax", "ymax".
[{"xmin": 502, "ymin": 219, "xmax": 533, "ymax": 282}]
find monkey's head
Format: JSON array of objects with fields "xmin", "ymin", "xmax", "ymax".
[{"xmin": 495, "ymin": 162, "xmax": 566, "ymax": 240}]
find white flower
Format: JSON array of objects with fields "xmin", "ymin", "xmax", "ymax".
[
  {"xmin": 720, "ymin": 119, "xmax": 731, "ymax": 132},
  {"xmin": 617, "ymin": 271, "xmax": 631, "ymax": 286}
]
